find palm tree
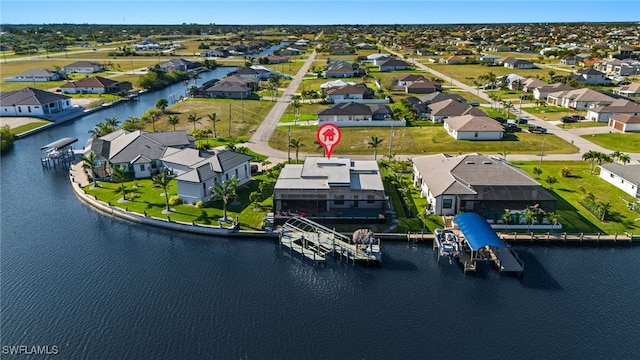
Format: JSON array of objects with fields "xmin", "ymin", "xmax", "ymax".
[
  {"xmin": 619, "ymin": 153, "xmax": 631, "ymax": 165},
  {"xmin": 105, "ymin": 117, "xmax": 120, "ymax": 132},
  {"xmin": 289, "ymin": 138, "xmax": 303, "ymax": 163},
  {"xmin": 167, "ymin": 115, "xmax": 179, "ymax": 131},
  {"xmin": 501, "ymin": 209, "xmax": 511, "ymax": 232},
  {"xmin": 291, "ymin": 98, "xmax": 302, "ymax": 124},
  {"xmin": 207, "ymin": 112, "xmax": 220, "ymax": 137},
  {"xmin": 152, "ymin": 168, "xmax": 173, "ymax": 213},
  {"xmin": 88, "ymin": 122, "xmax": 110, "ymax": 137},
  {"xmin": 210, "ymin": 176, "xmax": 239, "ymax": 223},
  {"xmin": 548, "ymin": 211, "xmax": 560, "ymax": 227},
  {"xmin": 147, "ymin": 112, "xmax": 158, "ymax": 132},
  {"xmin": 545, "ymin": 175, "xmax": 558, "ymax": 189},
  {"xmin": 313, "ymin": 140, "xmax": 325, "ymax": 156},
  {"xmin": 367, "ymin": 136, "xmax": 384, "ymax": 160},
  {"xmin": 610, "ymin": 150, "xmax": 623, "ymax": 163},
  {"xmin": 261, "ymin": 159, "xmax": 271, "ymax": 175},
  {"xmin": 187, "ymin": 113, "xmax": 201, "ymax": 131},
  {"xmin": 155, "ymin": 98, "xmax": 168, "ymax": 113},
  {"xmin": 122, "ymin": 116, "xmax": 142, "ymax": 131},
  {"xmin": 190, "ymin": 71, "xmax": 201, "ymax": 88},
  {"xmin": 80, "ymin": 151, "xmax": 99, "ymax": 188},
  {"xmin": 522, "ymin": 209, "xmax": 535, "ymax": 232},
  {"xmin": 110, "ymin": 165, "xmax": 127, "ymax": 201}
]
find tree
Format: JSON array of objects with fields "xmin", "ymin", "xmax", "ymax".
[
  {"xmin": 367, "ymin": 136, "xmax": 384, "ymax": 160},
  {"xmin": 88, "ymin": 121, "xmax": 111, "ymax": 137},
  {"xmin": 289, "ymin": 137, "xmax": 303, "ymax": 163},
  {"xmin": 167, "ymin": 115, "xmax": 180, "ymax": 131},
  {"xmin": 545, "ymin": 175, "xmax": 558, "ymax": 189},
  {"xmin": 187, "ymin": 113, "xmax": 201, "ymax": 131},
  {"xmin": 155, "ymin": 98, "xmax": 168, "ymax": 113},
  {"xmin": 583, "ymin": 150, "xmax": 611, "ymax": 174},
  {"xmin": 110, "ymin": 165, "xmax": 127, "ymax": 201},
  {"xmin": 610, "ymin": 150, "xmax": 623, "ymax": 163},
  {"xmin": 210, "ymin": 176, "xmax": 239, "ymax": 222},
  {"xmin": 190, "ymin": 71, "xmax": 201, "ymax": 88},
  {"xmin": 147, "ymin": 112, "xmax": 158, "ymax": 132},
  {"xmin": 559, "ymin": 167, "xmax": 571, "ymax": 178},
  {"xmin": 153, "ymin": 168, "xmax": 173, "ymax": 213},
  {"xmin": 267, "ymin": 73, "xmax": 282, "ymax": 98},
  {"xmin": 522, "ymin": 209, "xmax": 535, "ymax": 231},
  {"xmin": 105, "ymin": 117, "xmax": 120, "ymax": 132},
  {"xmin": 502, "ymin": 209, "xmax": 511, "ymax": 232},
  {"xmin": 80, "ymin": 151, "xmax": 99, "ymax": 188},
  {"xmin": 261, "ymin": 159, "xmax": 271, "ymax": 174},
  {"xmin": 0, "ymin": 125, "xmax": 15, "ymax": 153},
  {"xmin": 499, "ymin": 149, "xmax": 510, "ymax": 160},
  {"xmin": 532, "ymin": 167, "xmax": 543, "ymax": 178},
  {"xmin": 595, "ymin": 201, "xmax": 611, "ymax": 221},
  {"xmin": 548, "ymin": 70, "xmax": 556, "ymax": 79},
  {"xmin": 619, "ymin": 153, "xmax": 631, "ymax": 165},
  {"xmin": 207, "ymin": 112, "xmax": 220, "ymax": 138},
  {"xmin": 122, "ymin": 116, "xmax": 142, "ymax": 131},
  {"xmin": 291, "ymin": 98, "xmax": 302, "ymax": 124},
  {"xmin": 548, "ymin": 211, "xmax": 560, "ymax": 226}
]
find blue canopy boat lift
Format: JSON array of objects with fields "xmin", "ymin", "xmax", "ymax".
[{"xmin": 435, "ymin": 213, "xmax": 524, "ymax": 276}]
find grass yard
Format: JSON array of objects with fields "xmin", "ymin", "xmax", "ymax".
[
  {"xmin": 579, "ymin": 133, "xmax": 640, "ymax": 153},
  {"xmin": 556, "ymin": 121, "xmax": 608, "ymax": 130},
  {"xmin": 269, "ymin": 125, "xmax": 578, "ymax": 156},
  {"xmin": 524, "ymin": 105, "xmax": 587, "ymax": 121},
  {"xmin": 84, "ymin": 175, "xmax": 272, "ymax": 230},
  {"xmin": 513, "ymin": 161, "xmax": 640, "ymax": 234},
  {"xmin": 152, "ymin": 97, "xmax": 276, "ymax": 137},
  {"xmin": 425, "ymin": 63, "xmax": 549, "ymax": 86},
  {"xmin": 8, "ymin": 120, "xmax": 51, "ymax": 134}
]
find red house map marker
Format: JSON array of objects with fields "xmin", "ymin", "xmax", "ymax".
[{"xmin": 316, "ymin": 123, "xmax": 341, "ymax": 159}]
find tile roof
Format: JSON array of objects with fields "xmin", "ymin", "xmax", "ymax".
[
  {"xmin": 318, "ymin": 102, "xmax": 372, "ymax": 116},
  {"xmin": 445, "ymin": 115, "xmax": 505, "ymax": 132},
  {"xmin": 0, "ymin": 87, "xmax": 70, "ymax": 106}
]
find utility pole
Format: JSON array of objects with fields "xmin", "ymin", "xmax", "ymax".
[
  {"xmin": 539, "ymin": 137, "xmax": 546, "ymax": 168},
  {"xmin": 288, "ymin": 125, "xmax": 292, "ymax": 164},
  {"xmin": 228, "ymin": 103, "xmax": 232, "ymax": 138}
]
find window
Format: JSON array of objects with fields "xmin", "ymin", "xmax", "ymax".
[
  {"xmin": 443, "ymin": 198, "xmax": 453, "ymax": 209},
  {"xmin": 334, "ymin": 195, "xmax": 345, "ymax": 205},
  {"xmin": 140, "ymin": 164, "xmax": 145, "ymax": 171},
  {"xmin": 610, "ymin": 173, "xmax": 614, "ymax": 178},
  {"xmin": 367, "ymin": 195, "xmax": 375, "ymax": 204},
  {"xmin": 474, "ymin": 132, "xmax": 478, "ymax": 138}
]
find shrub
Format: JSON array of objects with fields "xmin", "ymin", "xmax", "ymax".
[
  {"xmin": 559, "ymin": 167, "xmax": 571, "ymax": 178},
  {"xmin": 169, "ymin": 195, "xmax": 182, "ymax": 206},
  {"xmin": 196, "ymin": 200, "xmax": 205, "ymax": 208}
]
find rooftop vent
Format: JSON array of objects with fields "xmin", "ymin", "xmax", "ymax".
[
  {"xmin": 465, "ymin": 161, "xmax": 475, "ymax": 164},
  {"xmin": 483, "ymin": 161, "xmax": 492, "ymax": 164}
]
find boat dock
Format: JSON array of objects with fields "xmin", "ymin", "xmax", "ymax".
[{"xmin": 279, "ymin": 217, "xmax": 381, "ymax": 265}]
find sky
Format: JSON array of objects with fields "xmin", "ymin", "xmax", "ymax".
[{"xmin": 1, "ymin": 0, "xmax": 638, "ymax": 25}]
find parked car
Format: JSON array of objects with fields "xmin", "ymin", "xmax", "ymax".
[
  {"xmin": 570, "ymin": 115, "xmax": 585, "ymax": 120},
  {"xmin": 493, "ymin": 116, "xmax": 506, "ymax": 124},
  {"xmin": 503, "ymin": 123, "xmax": 522, "ymax": 132},
  {"xmin": 528, "ymin": 125, "xmax": 547, "ymax": 134},
  {"xmin": 469, "ymin": 102, "xmax": 480, "ymax": 107},
  {"xmin": 250, "ymin": 164, "xmax": 259, "ymax": 174},
  {"xmin": 514, "ymin": 118, "xmax": 528, "ymax": 124},
  {"xmin": 561, "ymin": 116, "xmax": 577, "ymax": 123}
]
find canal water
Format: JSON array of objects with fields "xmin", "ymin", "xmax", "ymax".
[{"xmin": 1, "ymin": 64, "xmax": 640, "ymax": 359}]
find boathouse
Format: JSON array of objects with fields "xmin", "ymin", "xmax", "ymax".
[{"xmin": 454, "ymin": 212, "xmax": 524, "ymax": 274}]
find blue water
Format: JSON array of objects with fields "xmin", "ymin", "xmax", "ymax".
[{"xmin": 2, "ymin": 68, "xmax": 640, "ymax": 359}]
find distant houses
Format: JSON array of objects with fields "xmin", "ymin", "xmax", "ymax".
[
  {"xmin": 60, "ymin": 76, "xmax": 132, "ymax": 95},
  {"xmin": 4, "ymin": 68, "xmax": 62, "ymax": 82}
]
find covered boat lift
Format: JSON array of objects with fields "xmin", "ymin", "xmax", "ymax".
[
  {"xmin": 454, "ymin": 212, "xmax": 524, "ymax": 275},
  {"xmin": 41, "ymin": 137, "xmax": 78, "ymax": 169}
]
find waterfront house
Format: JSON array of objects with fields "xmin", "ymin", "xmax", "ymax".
[
  {"xmin": 60, "ymin": 76, "xmax": 132, "ymax": 95},
  {"xmin": 412, "ymin": 154, "xmax": 557, "ymax": 216},
  {"xmin": 231, "ymin": 67, "xmax": 262, "ymax": 81},
  {"xmin": 161, "ymin": 148, "xmax": 253, "ymax": 204},
  {"xmin": 156, "ymin": 59, "xmax": 199, "ymax": 73},
  {"xmin": 613, "ymin": 83, "xmax": 640, "ymax": 99},
  {"xmin": 273, "ymin": 157, "xmax": 386, "ymax": 219},
  {"xmin": 203, "ymin": 75, "xmax": 257, "ymax": 99},
  {"xmin": 62, "ymin": 61, "xmax": 104, "ymax": 74},
  {"xmin": 608, "ymin": 114, "xmax": 640, "ymax": 133},
  {"xmin": 598, "ymin": 163, "xmax": 640, "ymax": 199},
  {"xmin": 444, "ymin": 115, "xmax": 505, "ymax": 140},
  {"xmin": 0, "ymin": 87, "xmax": 73, "ymax": 117},
  {"xmin": 84, "ymin": 130, "xmax": 192, "ymax": 179},
  {"xmin": 3, "ymin": 68, "xmax": 61, "ymax": 82}
]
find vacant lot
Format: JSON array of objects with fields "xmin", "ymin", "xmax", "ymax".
[
  {"xmin": 580, "ymin": 132, "xmax": 640, "ymax": 153},
  {"xmin": 425, "ymin": 63, "xmax": 549, "ymax": 86}
]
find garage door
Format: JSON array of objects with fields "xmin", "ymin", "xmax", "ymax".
[{"xmin": 613, "ymin": 121, "xmax": 624, "ymax": 132}]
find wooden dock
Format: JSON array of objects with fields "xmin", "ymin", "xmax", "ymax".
[{"xmin": 279, "ymin": 217, "xmax": 381, "ymax": 265}]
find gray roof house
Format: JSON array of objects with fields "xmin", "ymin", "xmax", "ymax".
[
  {"xmin": 427, "ymin": 99, "xmax": 486, "ymax": 123},
  {"xmin": 4, "ymin": 68, "xmax": 62, "ymax": 82},
  {"xmin": 162, "ymin": 148, "xmax": 253, "ymax": 204},
  {"xmin": 444, "ymin": 115, "xmax": 505, "ymax": 140},
  {"xmin": 598, "ymin": 163, "xmax": 640, "ymax": 199},
  {"xmin": 326, "ymin": 61, "xmax": 357, "ymax": 78},
  {"xmin": 503, "ymin": 58, "xmax": 534, "ymax": 69},
  {"xmin": 84, "ymin": 130, "xmax": 192, "ymax": 179},
  {"xmin": 62, "ymin": 61, "xmax": 104, "ymax": 74},
  {"xmin": 273, "ymin": 157, "xmax": 386, "ymax": 221},
  {"xmin": 413, "ymin": 153, "xmax": 557, "ymax": 216},
  {"xmin": 378, "ymin": 58, "xmax": 409, "ymax": 71},
  {"xmin": 0, "ymin": 87, "xmax": 74, "ymax": 118},
  {"xmin": 586, "ymin": 98, "xmax": 640, "ymax": 122}
]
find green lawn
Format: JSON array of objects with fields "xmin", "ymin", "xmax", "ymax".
[
  {"xmin": 580, "ymin": 133, "xmax": 640, "ymax": 153},
  {"xmin": 270, "ymin": 126, "xmax": 578, "ymax": 156},
  {"xmin": 556, "ymin": 121, "xmax": 608, "ymax": 130},
  {"xmin": 84, "ymin": 175, "xmax": 271, "ymax": 230},
  {"xmin": 524, "ymin": 105, "xmax": 587, "ymax": 121},
  {"xmin": 425, "ymin": 63, "xmax": 549, "ymax": 86},
  {"xmin": 9, "ymin": 120, "xmax": 51, "ymax": 134},
  {"xmin": 513, "ymin": 161, "xmax": 640, "ymax": 234}
]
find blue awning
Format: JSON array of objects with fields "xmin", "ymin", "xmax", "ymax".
[{"xmin": 454, "ymin": 212, "xmax": 507, "ymax": 251}]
